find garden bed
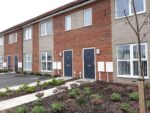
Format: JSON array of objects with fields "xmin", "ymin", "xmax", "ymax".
[
  {"xmin": 0, "ymin": 78, "xmax": 71, "ymax": 101},
  {"xmin": 5, "ymin": 81, "xmax": 150, "ymax": 113}
]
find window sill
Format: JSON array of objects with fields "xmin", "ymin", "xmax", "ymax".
[
  {"xmin": 24, "ymin": 38, "xmax": 32, "ymax": 41},
  {"xmin": 117, "ymin": 75, "xmax": 149, "ymax": 79},
  {"xmin": 41, "ymin": 34, "xmax": 52, "ymax": 37},
  {"xmin": 115, "ymin": 11, "xmax": 146, "ymax": 20},
  {"xmin": 41, "ymin": 70, "xmax": 52, "ymax": 72}
]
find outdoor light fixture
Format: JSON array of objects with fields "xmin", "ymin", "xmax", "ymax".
[
  {"xmin": 96, "ymin": 49, "xmax": 100, "ymax": 55},
  {"xmin": 59, "ymin": 52, "xmax": 62, "ymax": 57}
]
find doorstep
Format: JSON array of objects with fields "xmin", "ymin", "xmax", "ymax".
[{"xmin": 0, "ymin": 79, "xmax": 94, "ymax": 111}]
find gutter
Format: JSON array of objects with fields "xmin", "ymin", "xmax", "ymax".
[{"xmin": 2, "ymin": 0, "xmax": 97, "ymax": 34}]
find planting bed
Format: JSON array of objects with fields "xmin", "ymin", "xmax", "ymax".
[
  {"xmin": 5, "ymin": 81, "xmax": 150, "ymax": 113},
  {"xmin": 0, "ymin": 78, "xmax": 68, "ymax": 101}
]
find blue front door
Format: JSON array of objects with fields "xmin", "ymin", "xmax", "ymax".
[
  {"xmin": 64, "ymin": 51, "xmax": 72, "ymax": 77},
  {"xmin": 84, "ymin": 48, "xmax": 95, "ymax": 79},
  {"xmin": 14, "ymin": 55, "xmax": 18, "ymax": 72}
]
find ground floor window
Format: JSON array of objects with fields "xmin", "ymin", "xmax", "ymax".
[
  {"xmin": 0, "ymin": 56, "xmax": 3, "ymax": 69},
  {"xmin": 41, "ymin": 52, "xmax": 52, "ymax": 72},
  {"xmin": 24, "ymin": 53, "xmax": 32, "ymax": 71},
  {"xmin": 117, "ymin": 43, "xmax": 148, "ymax": 78}
]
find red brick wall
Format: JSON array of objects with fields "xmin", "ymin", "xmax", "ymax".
[
  {"xmin": 54, "ymin": 0, "xmax": 112, "ymax": 81},
  {"xmin": 32, "ymin": 23, "xmax": 40, "ymax": 72},
  {"xmin": 4, "ymin": 29, "xmax": 23, "ymax": 70}
]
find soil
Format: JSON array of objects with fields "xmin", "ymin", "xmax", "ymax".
[{"xmin": 3, "ymin": 81, "xmax": 150, "ymax": 113}]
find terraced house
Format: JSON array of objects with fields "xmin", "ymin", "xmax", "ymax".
[
  {"xmin": 0, "ymin": 0, "xmax": 113, "ymax": 81},
  {"xmin": 111, "ymin": 0, "xmax": 150, "ymax": 83},
  {"xmin": 0, "ymin": 34, "xmax": 4, "ymax": 69}
]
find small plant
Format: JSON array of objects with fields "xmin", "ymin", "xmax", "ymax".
[
  {"xmin": 50, "ymin": 102, "xmax": 64, "ymax": 112},
  {"xmin": 19, "ymin": 84, "xmax": 29, "ymax": 91},
  {"xmin": 110, "ymin": 92, "xmax": 122, "ymax": 101},
  {"xmin": 30, "ymin": 72, "xmax": 34, "ymax": 75},
  {"xmin": 147, "ymin": 100, "xmax": 150, "ymax": 109},
  {"xmin": 25, "ymin": 86, "xmax": 36, "ymax": 93},
  {"xmin": 68, "ymin": 88, "xmax": 81, "ymax": 98},
  {"xmin": 42, "ymin": 82, "xmax": 49, "ymax": 88},
  {"xmin": 129, "ymin": 92, "xmax": 139, "ymax": 101},
  {"xmin": 76, "ymin": 97, "xmax": 86, "ymax": 106},
  {"xmin": 83, "ymin": 87, "xmax": 92, "ymax": 96},
  {"xmin": 34, "ymin": 92, "xmax": 44, "ymax": 106},
  {"xmin": 120, "ymin": 103, "xmax": 130, "ymax": 112},
  {"xmin": 0, "ymin": 91, "xmax": 7, "ymax": 97},
  {"xmin": 90, "ymin": 94, "xmax": 103, "ymax": 105},
  {"xmin": 31, "ymin": 106, "xmax": 45, "ymax": 113},
  {"xmin": 14, "ymin": 106, "xmax": 28, "ymax": 113},
  {"xmin": 49, "ymin": 78, "xmax": 65, "ymax": 86},
  {"xmin": 36, "ymin": 80, "xmax": 40, "ymax": 86},
  {"xmin": 23, "ymin": 71, "xmax": 27, "ymax": 75},
  {"xmin": 5, "ymin": 87, "xmax": 12, "ymax": 93}
]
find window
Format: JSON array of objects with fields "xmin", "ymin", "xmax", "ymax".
[
  {"xmin": 9, "ymin": 33, "xmax": 17, "ymax": 44},
  {"xmin": 41, "ymin": 52, "xmax": 52, "ymax": 72},
  {"xmin": 65, "ymin": 15, "xmax": 71, "ymax": 31},
  {"xmin": 0, "ymin": 56, "xmax": 3, "ymax": 69},
  {"xmin": 41, "ymin": 21, "xmax": 52, "ymax": 36},
  {"xmin": 24, "ymin": 27, "xmax": 32, "ymax": 40},
  {"xmin": 24, "ymin": 53, "xmax": 32, "ymax": 71},
  {"xmin": 117, "ymin": 43, "xmax": 148, "ymax": 78},
  {"xmin": 116, "ymin": 0, "xmax": 145, "ymax": 18},
  {"xmin": 0, "ymin": 38, "xmax": 3, "ymax": 46},
  {"xmin": 84, "ymin": 8, "xmax": 92, "ymax": 26}
]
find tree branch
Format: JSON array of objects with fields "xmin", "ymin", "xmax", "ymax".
[
  {"xmin": 124, "ymin": 10, "xmax": 138, "ymax": 35},
  {"xmin": 140, "ymin": 28, "xmax": 150, "ymax": 42},
  {"xmin": 139, "ymin": 13, "xmax": 150, "ymax": 32}
]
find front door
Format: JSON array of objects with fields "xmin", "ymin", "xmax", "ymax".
[
  {"xmin": 64, "ymin": 50, "xmax": 72, "ymax": 77},
  {"xmin": 7, "ymin": 56, "xmax": 11, "ymax": 70},
  {"xmin": 14, "ymin": 55, "xmax": 18, "ymax": 72},
  {"xmin": 83, "ymin": 48, "xmax": 95, "ymax": 79}
]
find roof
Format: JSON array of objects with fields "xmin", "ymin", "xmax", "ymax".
[{"xmin": 0, "ymin": 0, "xmax": 93, "ymax": 34}]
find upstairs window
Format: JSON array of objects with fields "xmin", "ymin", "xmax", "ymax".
[
  {"xmin": 0, "ymin": 56, "xmax": 3, "ymax": 69},
  {"xmin": 0, "ymin": 38, "xmax": 3, "ymax": 46},
  {"xmin": 9, "ymin": 33, "xmax": 17, "ymax": 44},
  {"xmin": 41, "ymin": 21, "xmax": 52, "ymax": 37},
  {"xmin": 84, "ymin": 8, "xmax": 92, "ymax": 27},
  {"xmin": 24, "ymin": 27, "xmax": 32, "ymax": 40},
  {"xmin": 65, "ymin": 15, "xmax": 71, "ymax": 31},
  {"xmin": 116, "ymin": 0, "xmax": 145, "ymax": 18}
]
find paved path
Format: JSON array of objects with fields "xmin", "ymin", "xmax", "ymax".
[
  {"xmin": 0, "ymin": 79, "xmax": 95, "ymax": 112},
  {"xmin": 0, "ymin": 73, "xmax": 50, "ymax": 88}
]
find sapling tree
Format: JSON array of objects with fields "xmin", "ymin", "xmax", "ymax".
[{"xmin": 123, "ymin": 0, "xmax": 150, "ymax": 113}]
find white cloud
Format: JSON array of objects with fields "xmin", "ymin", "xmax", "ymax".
[{"xmin": 0, "ymin": 0, "xmax": 74, "ymax": 32}]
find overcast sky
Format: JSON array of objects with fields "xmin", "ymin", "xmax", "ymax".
[{"xmin": 0, "ymin": 0, "xmax": 74, "ymax": 32}]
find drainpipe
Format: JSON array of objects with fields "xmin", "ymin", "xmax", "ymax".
[{"xmin": 20, "ymin": 27, "xmax": 24, "ymax": 73}]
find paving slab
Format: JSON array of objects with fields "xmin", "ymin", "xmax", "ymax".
[{"xmin": 0, "ymin": 79, "xmax": 95, "ymax": 111}]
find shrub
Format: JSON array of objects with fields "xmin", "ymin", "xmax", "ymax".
[
  {"xmin": 68, "ymin": 88, "xmax": 81, "ymax": 98},
  {"xmin": 110, "ymin": 93, "xmax": 122, "ymax": 101},
  {"xmin": 14, "ymin": 106, "xmax": 28, "ymax": 113},
  {"xmin": 90, "ymin": 94, "xmax": 101, "ymax": 100},
  {"xmin": 120, "ymin": 103, "xmax": 130, "ymax": 112},
  {"xmin": 90, "ymin": 94, "xmax": 103, "ymax": 105},
  {"xmin": 5, "ymin": 87, "xmax": 12, "ymax": 93},
  {"xmin": 49, "ymin": 78, "xmax": 65, "ymax": 86},
  {"xmin": 129, "ymin": 92, "xmax": 139, "ymax": 101},
  {"xmin": 0, "ymin": 91, "xmax": 7, "ymax": 97},
  {"xmin": 42, "ymin": 82, "xmax": 49, "ymax": 88},
  {"xmin": 76, "ymin": 97, "xmax": 86, "ymax": 106},
  {"xmin": 25, "ymin": 87, "xmax": 36, "ymax": 93},
  {"xmin": 83, "ymin": 87, "xmax": 92, "ymax": 96},
  {"xmin": 31, "ymin": 106, "xmax": 45, "ymax": 113},
  {"xmin": 50, "ymin": 102, "xmax": 64, "ymax": 112},
  {"xmin": 34, "ymin": 93, "xmax": 44, "ymax": 106},
  {"xmin": 23, "ymin": 72, "xmax": 27, "ymax": 74}
]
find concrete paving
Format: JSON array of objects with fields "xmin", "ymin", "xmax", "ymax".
[
  {"xmin": 0, "ymin": 73, "xmax": 51, "ymax": 88},
  {"xmin": 0, "ymin": 78, "xmax": 95, "ymax": 112}
]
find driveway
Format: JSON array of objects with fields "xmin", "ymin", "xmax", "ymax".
[{"xmin": 0, "ymin": 73, "xmax": 51, "ymax": 88}]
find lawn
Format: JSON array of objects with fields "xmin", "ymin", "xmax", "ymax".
[{"xmin": 4, "ymin": 81, "xmax": 150, "ymax": 113}]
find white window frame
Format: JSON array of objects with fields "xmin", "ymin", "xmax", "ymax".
[
  {"xmin": 84, "ymin": 8, "xmax": 92, "ymax": 27},
  {"xmin": 0, "ymin": 56, "xmax": 3, "ymax": 69},
  {"xmin": 117, "ymin": 43, "xmax": 148, "ymax": 79},
  {"xmin": 115, "ymin": 0, "xmax": 146, "ymax": 19},
  {"xmin": 65, "ymin": 15, "xmax": 72, "ymax": 31},
  {"xmin": 40, "ymin": 21, "xmax": 52, "ymax": 37},
  {"xmin": 9, "ymin": 33, "xmax": 17, "ymax": 44},
  {"xmin": 41, "ymin": 52, "xmax": 52, "ymax": 72},
  {"xmin": 0, "ymin": 38, "xmax": 3, "ymax": 46},
  {"xmin": 24, "ymin": 53, "xmax": 32, "ymax": 71},
  {"xmin": 24, "ymin": 27, "xmax": 32, "ymax": 40}
]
